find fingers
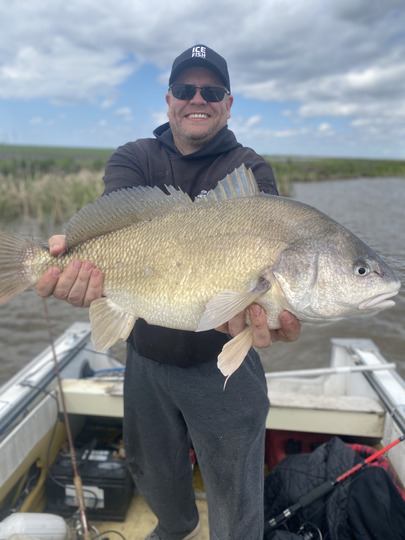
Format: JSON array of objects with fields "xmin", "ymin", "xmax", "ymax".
[
  {"xmin": 215, "ymin": 311, "xmax": 248, "ymax": 336},
  {"xmin": 36, "ymin": 267, "xmax": 63, "ymax": 298},
  {"xmin": 55, "ymin": 260, "xmax": 103, "ymax": 307},
  {"xmin": 36, "ymin": 234, "xmax": 103, "ymax": 307},
  {"xmin": 248, "ymin": 304, "xmax": 271, "ymax": 348},
  {"xmin": 215, "ymin": 306, "xmax": 300, "ymax": 350},
  {"xmin": 271, "ymin": 311, "xmax": 301, "ymax": 343},
  {"xmin": 216, "ymin": 304, "xmax": 271, "ymax": 349},
  {"xmin": 35, "ymin": 235, "xmax": 67, "ymax": 298},
  {"xmin": 62, "ymin": 260, "xmax": 103, "ymax": 307},
  {"xmin": 36, "ymin": 260, "xmax": 104, "ymax": 307},
  {"xmin": 48, "ymin": 234, "xmax": 67, "ymax": 256},
  {"xmin": 82, "ymin": 267, "xmax": 104, "ymax": 306},
  {"xmin": 226, "ymin": 311, "xmax": 246, "ymax": 336}
]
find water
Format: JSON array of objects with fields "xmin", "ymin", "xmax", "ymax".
[{"xmin": 0, "ymin": 178, "xmax": 404, "ymax": 385}]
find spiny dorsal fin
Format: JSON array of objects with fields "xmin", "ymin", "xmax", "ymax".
[
  {"xmin": 199, "ymin": 164, "xmax": 259, "ymax": 203},
  {"xmin": 65, "ymin": 164, "xmax": 259, "ymax": 248}
]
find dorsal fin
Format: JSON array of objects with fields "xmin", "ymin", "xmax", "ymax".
[
  {"xmin": 65, "ymin": 164, "xmax": 259, "ymax": 248},
  {"xmin": 65, "ymin": 184, "xmax": 194, "ymax": 247},
  {"xmin": 199, "ymin": 164, "xmax": 259, "ymax": 203}
]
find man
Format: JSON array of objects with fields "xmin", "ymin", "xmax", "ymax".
[{"xmin": 37, "ymin": 45, "xmax": 300, "ymax": 540}]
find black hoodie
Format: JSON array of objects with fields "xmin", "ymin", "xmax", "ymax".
[{"xmin": 102, "ymin": 123, "xmax": 278, "ymax": 367}]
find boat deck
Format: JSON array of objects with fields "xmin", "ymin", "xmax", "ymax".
[
  {"xmin": 91, "ymin": 494, "xmax": 209, "ymax": 540},
  {"xmin": 1, "ymin": 326, "xmax": 404, "ymax": 539}
]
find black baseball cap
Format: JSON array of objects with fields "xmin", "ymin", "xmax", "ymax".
[{"xmin": 169, "ymin": 44, "xmax": 231, "ymax": 91}]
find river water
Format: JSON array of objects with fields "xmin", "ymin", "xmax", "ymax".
[{"xmin": 0, "ymin": 177, "xmax": 404, "ymax": 386}]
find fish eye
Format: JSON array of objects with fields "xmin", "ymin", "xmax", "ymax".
[{"xmin": 354, "ymin": 263, "xmax": 370, "ymax": 276}]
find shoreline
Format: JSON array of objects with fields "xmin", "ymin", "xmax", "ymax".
[{"xmin": 1, "ymin": 145, "xmax": 404, "ymax": 220}]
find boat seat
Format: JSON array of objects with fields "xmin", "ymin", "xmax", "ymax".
[
  {"xmin": 266, "ymin": 391, "xmax": 386, "ymax": 437},
  {"xmin": 58, "ymin": 380, "xmax": 386, "ymax": 438},
  {"xmin": 59, "ymin": 379, "xmax": 124, "ymax": 418}
]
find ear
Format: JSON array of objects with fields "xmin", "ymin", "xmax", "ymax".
[
  {"xmin": 226, "ymin": 95, "xmax": 233, "ymax": 119},
  {"xmin": 166, "ymin": 93, "xmax": 172, "ymax": 119}
]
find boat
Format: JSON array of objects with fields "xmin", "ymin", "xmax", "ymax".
[{"xmin": 0, "ymin": 321, "xmax": 404, "ymax": 539}]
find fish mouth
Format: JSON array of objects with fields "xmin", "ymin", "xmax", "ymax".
[{"xmin": 358, "ymin": 291, "xmax": 399, "ymax": 310}]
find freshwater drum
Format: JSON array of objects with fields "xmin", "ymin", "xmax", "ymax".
[{"xmin": 0, "ymin": 166, "xmax": 401, "ymax": 385}]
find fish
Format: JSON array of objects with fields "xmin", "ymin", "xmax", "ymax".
[{"xmin": 0, "ymin": 165, "xmax": 401, "ymax": 384}]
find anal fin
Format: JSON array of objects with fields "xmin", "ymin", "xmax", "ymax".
[{"xmin": 89, "ymin": 297, "xmax": 137, "ymax": 352}]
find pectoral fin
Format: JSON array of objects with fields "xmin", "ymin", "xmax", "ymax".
[
  {"xmin": 89, "ymin": 297, "xmax": 137, "ymax": 352},
  {"xmin": 197, "ymin": 278, "xmax": 271, "ymax": 332},
  {"xmin": 218, "ymin": 327, "xmax": 254, "ymax": 388}
]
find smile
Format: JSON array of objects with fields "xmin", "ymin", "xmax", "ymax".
[{"xmin": 186, "ymin": 113, "xmax": 209, "ymax": 119}]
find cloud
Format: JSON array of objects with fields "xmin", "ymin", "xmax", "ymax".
[
  {"xmin": 29, "ymin": 115, "xmax": 54, "ymax": 127},
  {"xmin": 151, "ymin": 109, "xmax": 169, "ymax": 127},
  {"xmin": 229, "ymin": 115, "xmax": 310, "ymax": 142},
  {"xmin": 245, "ymin": 115, "xmax": 262, "ymax": 128},
  {"xmin": 317, "ymin": 123, "xmax": 334, "ymax": 136},
  {"xmin": 226, "ymin": 1, "xmax": 405, "ymax": 144},
  {"xmin": 101, "ymin": 99, "xmax": 115, "ymax": 110},
  {"xmin": 1, "ymin": 0, "xmax": 404, "ymax": 155},
  {"xmin": 0, "ymin": 1, "xmax": 137, "ymax": 104},
  {"xmin": 114, "ymin": 107, "xmax": 133, "ymax": 122},
  {"xmin": 30, "ymin": 116, "xmax": 44, "ymax": 125},
  {"xmin": 0, "ymin": 42, "xmax": 135, "ymax": 104}
]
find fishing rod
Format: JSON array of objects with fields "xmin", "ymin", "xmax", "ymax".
[
  {"xmin": 264, "ymin": 433, "xmax": 405, "ymax": 533},
  {"xmin": 43, "ymin": 299, "xmax": 92, "ymax": 540}
]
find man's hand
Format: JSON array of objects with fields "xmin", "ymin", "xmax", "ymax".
[
  {"xmin": 216, "ymin": 304, "xmax": 300, "ymax": 348},
  {"xmin": 35, "ymin": 235, "xmax": 103, "ymax": 307}
]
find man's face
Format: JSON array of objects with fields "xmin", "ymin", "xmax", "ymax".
[{"xmin": 166, "ymin": 66, "xmax": 233, "ymax": 155}]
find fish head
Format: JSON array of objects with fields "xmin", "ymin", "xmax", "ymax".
[{"xmin": 272, "ymin": 232, "xmax": 401, "ymax": 322}]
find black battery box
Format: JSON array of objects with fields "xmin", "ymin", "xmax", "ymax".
[{"xmin": 46, "ymin": 447, "xmax": 134, "ymax": 521}]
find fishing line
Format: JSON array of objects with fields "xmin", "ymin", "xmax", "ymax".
[
  {"xmin": 265, "ymin": 433, "xmax": 405, "ymax": 534},
  {"xmin": 42, "ymin": 298, "xmax": 92, "ymax": 540},
  {"xmin": 90, "ymin": 530, "xmax": 127, "ymax": 540}
]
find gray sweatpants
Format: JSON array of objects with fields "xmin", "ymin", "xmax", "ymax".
[{"xmin": 123, "ymin": 343, "xmax": 270, "ymax": 540}]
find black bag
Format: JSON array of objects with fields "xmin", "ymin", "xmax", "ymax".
[{"xmin": 264, "ymin": 437, "xmax": 405, "ymax": 539}]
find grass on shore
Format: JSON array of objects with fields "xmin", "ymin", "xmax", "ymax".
[
  {"xmin": 0, "ymin": 145, "xmax": 110, "ymax": 224},
  {"xmin": 266, "ymin": 155, "xmax": 405, "ymax": 196},
  {"xmin": 0, "ymin": 169, "xmax": 104, "ymax": 225},
  {"xmin": 0, "ymin": 144, "xmax": 404, "ymax": 223},
  {"xmin": 0, "ymin": 144, "xmax": 113, "ymax": 177}
]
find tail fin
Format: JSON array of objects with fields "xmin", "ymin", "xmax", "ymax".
[{"xmin": 0, "ymin": 232, "xmax": 42, "ymax": 305}]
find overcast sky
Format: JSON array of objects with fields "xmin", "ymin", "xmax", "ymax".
[{"xmin": 1, "ymin": 0, "xmax": 404, "ymax": 158}]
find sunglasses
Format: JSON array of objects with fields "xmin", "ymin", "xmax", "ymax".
[{"xmin": 169, "ymin": 83, "xmax": 230, "ymax": 103}]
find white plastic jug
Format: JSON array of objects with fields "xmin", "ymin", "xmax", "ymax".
[{"xmin": 0, "ymin": 513, "xmax": 71, "ymax": 540}]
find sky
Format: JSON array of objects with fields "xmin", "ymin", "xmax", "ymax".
[{"xmin": 1, "ymin": 0, "xmax": 404, "ymax": 159}]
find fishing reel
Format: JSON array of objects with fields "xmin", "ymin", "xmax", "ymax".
[{"xmin": 296, "ymin": 522, "xmax": 322, "ymax": 539}]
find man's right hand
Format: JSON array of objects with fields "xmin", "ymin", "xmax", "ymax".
[{"xmin": 35, "ymin": 235, "xmax": 104, "ymax": 308}]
